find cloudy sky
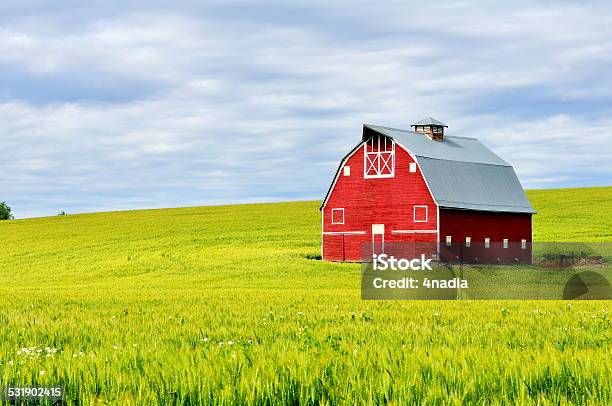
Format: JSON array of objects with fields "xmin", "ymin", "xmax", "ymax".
[{"xmin": 1, "ymin": 1, "xmax": 611, "ymax": 218}]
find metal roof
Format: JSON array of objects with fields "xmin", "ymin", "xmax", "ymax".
[
  {"xmin": 418, "ymin": 158, "xmax": 536, "ymax": 213},
  {"xmin": 363, "ymin": 124, "xmax": 536, "ymax": 214},
  {"xmin": 411, "ymin": 117, "xmax": 448, "ymax": 127},
  {"xmin": 365, "ymin": 124, "xmax": 509, "ymax": 165}
]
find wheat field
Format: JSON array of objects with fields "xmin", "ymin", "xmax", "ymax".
[{"xmin": 0, "ymin": 187, "xmax": 610, "ymax": 404}]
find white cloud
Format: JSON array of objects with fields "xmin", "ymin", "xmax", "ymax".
[{"xmin": 0, "ymin": 1, "xmax": 611, "ymax": 218}]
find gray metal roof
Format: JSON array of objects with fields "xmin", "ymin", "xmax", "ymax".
[
  {"xmin": 411, "ymin": 117, "xmax": 447, "ymax": 127},
  {"xmin": 365, "ymin": 124, "xmax": 509, "ymax": 165},
  {"xmin": 362, "ymin": 124, "xmax": 536, "ymax": 214},
  {"xmin": 418, "ymin": 158, "xmax": 535, "ymax": 213}
]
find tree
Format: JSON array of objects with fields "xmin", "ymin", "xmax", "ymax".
[{"xmin": 0, "ymin": 202, "xmax": 13, "ymax": 220}]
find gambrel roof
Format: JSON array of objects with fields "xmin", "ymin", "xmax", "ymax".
[{"xmin": 320, "ymin": 124, "xmax": 536, "ymax": 214}]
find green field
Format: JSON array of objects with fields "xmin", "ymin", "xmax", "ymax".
[{"xmin": 0, "ymin": 186, "xmax": 610, "ymax": 405}]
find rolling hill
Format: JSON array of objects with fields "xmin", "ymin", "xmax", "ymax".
[{"xmin": 0, "ymin": 186, "xmax": 610, "ymax": 404}]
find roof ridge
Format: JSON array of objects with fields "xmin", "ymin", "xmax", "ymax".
[
  {"xmin": 365, "ymin": 124, "xmax": 476, "ymax": 140},
  {"xmin": 412, "ymin": 155, "xmax": 511, "ymax": 167}
]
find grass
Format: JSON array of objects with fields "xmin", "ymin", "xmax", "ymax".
[{"xmin": 0, "ymin": 186, "xmax": 610, "ymax": 405}]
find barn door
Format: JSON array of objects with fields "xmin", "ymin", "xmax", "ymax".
[{"xmin": 371, "ymin": 224, "xmax": 385, "ymax": 255}]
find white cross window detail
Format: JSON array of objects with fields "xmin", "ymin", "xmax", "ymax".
[{"xmin": 364, "ymin": 134, "xmax": 395, "ymax": 178}]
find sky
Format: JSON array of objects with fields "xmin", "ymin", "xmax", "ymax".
[{"xmin": 1, "ymin": 1, "xmax": 611, "ymax": 218}]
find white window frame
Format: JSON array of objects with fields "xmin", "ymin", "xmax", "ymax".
[
  {"xmin": 413, "ymin": 205, "xmax": 428, "ymax": 223},
  {"xmin": 521, "ymin": 239, "xmax": 527, "ymax": 250},
  {"xmin": 363, "ymin": 135, "xmax": 395, "ymax": 179},
  {"xmin": 484, "ymin": 238, "xmax": 490, "ymax": 249},
  {"xmin": 331, "ymin": 208, "xmax": 344, "ymax": 225},
  {"xmin": 465, "ymin": 237, "xmax": 471, "ymax": 247},
  {"xmin": 343, "ymin": 166, "xmax": 351, "ymax": 176},
  {"xmin": 409, "ymin": 162, "xmax": 417, "ymax": 173},
  {"xmin": 503, "ymin": 239, "xmax": 509, "ymax": 249},
  {"xmin": 446, "ymin": 235, "xmax": 452, "ymax": 246}
]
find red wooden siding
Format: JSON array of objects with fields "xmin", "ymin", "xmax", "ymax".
[
  {"xmin": 322, "ymin": 142, "xmax": 437, "ymax": 261},
  {"xmin": 439, "ymin": 209, "xmax": 531, "ymax": 243},
  {"xmin": 439, "ymin": 208, "xmax": 532, "ymax": 263}
]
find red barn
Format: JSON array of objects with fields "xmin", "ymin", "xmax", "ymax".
[{"xmin": 320, "ymin": 118, "xmax": 536, "ymax": 263}]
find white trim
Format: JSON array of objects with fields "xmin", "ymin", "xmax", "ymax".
[
  {"xmin": 399, "ymin": 146, "xmax": 439, "ymax": 206},
  {"xmin": 331, "ymin": 208, "xmax": 344, "ymax": 225},
  {"xmin": 409, "ymin": 162, "xmax": 417, "ymax": 173},
  {"xmin": 400, "ymin": 143, "xmax": 441, "ymax": 256},
  {"xmin": 322, "ymin": 231, "xmax": 366, "ymax": 235},
  {"xmin": 321, "ymin": 141, "xmax": 365, "ymax": 209},
  {"xmin": 371, "ymin": 224, "xmax": 385, "ymax": 235},
  {"xmin": 413, "ymin": 205, "xmax": 428, "ymax": 223},
  {"xmin": 391, "ymin": 229, "xmax": 437, "ymax": 234},
  {"xmin": 371, "ymin": 224, "xmax": 385, "ymax": 254},
  {"xmin": 363, "ymin": 136, "xmax": 395, "ymax": 179},
  {"xmin": 343, "ymin": 166, "xmax": 351, "ymax": 176}
]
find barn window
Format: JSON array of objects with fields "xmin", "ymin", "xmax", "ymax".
[
  {"xmin": 521, "ymin": 239, "xmax": 527, "ymax": 249},
  {"xmin": 343, "ymin": 166, "xmax": 351, "ymax": 176},
  {"xmin": 413, "ymin": 205, "xmax": 427, "ymax": 222},
  {"xmin": 503, "ymin": 239, "xmax": 509, "ymax": 249},
  {"xmin": 446, "ymin": 235, "xmax": 452, "ymax": 246},
  {"xmin": 484, "ymin": 238, "xmax": 490, "ymax": 248},
  {"xmin": 331, "ymin": 208, "xmax": 344, "ymax": 224},
  {"xmin": 409, "ymin": 162, "xmax": 417, "ymax": 173},
  {"xmin": 465, "ymin": 237, "xmax": 471, "ymax": 247},
  {"xmin": 364, "ymin": 134, "xmax": 395, "ymax": 178}
]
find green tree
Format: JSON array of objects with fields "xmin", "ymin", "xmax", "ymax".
[{"xmin": 0, "ymin": 202, "xmax": 14, "ymax": 220}]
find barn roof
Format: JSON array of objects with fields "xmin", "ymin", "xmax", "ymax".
[
  {"xmin": 411, "ymin": 117, "xmax": 448, "ymax": 127},
  {"xmin": 364, "ymin": 124, "xmax": 536, "ymax": 214},
  {"xmin": 319, "ymin": 124, "xmax": 536, "ymax": 214}
]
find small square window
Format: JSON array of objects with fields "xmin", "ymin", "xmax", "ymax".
[
  {"xmin": 465, "ymin": 237, "xmax": 471, "ymax": 247},
  {"xmin": 503, "ymin": 239, "xmax": 509, "ymax": 249},
  {"xmin": 484, "ymin": 238, "xmax": 490, "ymax": 248},
  {"xmin": 413, "ymin": 205, "xmax": 428, "ymax": 222},
  {"xmin": 343, "ymin": 166, "xmax": 351, "ymax": 176},
  {"xmin": 409, "ymin": 162, "xmax": 417, "ymax": 173},
  {"xmin": 521, "ymin": 239, "xmax": 527, "ymax": 250},
  {"xmin": 446, "ymin": 235, "xmax": 452, "ymax": 246},
  {"xmin": 331, "ymin": 208, "xmax": 344, "ymax": 224}
]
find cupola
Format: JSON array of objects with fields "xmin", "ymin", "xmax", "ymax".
[{"xmin": 411, "ymin": 117, "xmax": 447, "ymax": 141}]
